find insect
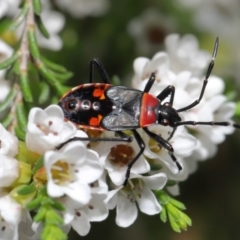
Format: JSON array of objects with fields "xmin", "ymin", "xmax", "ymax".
[{"xmin": 57, "ymin": 37, "xmax": 240, "ymax": 186}]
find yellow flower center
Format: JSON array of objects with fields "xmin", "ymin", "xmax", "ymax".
[
  {"xmin": 51, "ymin": 161, "xmax": 72, "ymax": 185},
  {"xmin": 148, "ymin": 137, "xmax": 162, "ymax": 153}
]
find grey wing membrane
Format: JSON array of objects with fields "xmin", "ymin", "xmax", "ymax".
[{"xmin": 101, "ymin": 86, "xmax": 142, "ymax": 130}]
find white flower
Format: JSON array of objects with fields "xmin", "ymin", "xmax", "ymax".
[
  {"xmin": 106, "ymin": 173, "xmax": 167, "ymax": 227},
  {"xmin": 45, "ymin": 141, "xmax": 103, "ymax": 205},
  {"xmin": 132, "ymin": 33, "xmax": 236, "ymax": 175},
  {"xmin": 0, "ymin": 191, "xmax": 22, "ymax": 240},
  {"xmin": 142, "ymin": 125, "xmax": 197, "ymax": 181},
  {"xmin": 164, "ymin": 34, "xmax": 211, "ymax": 75},
  {"xmin": 100, "ymin": 130, "xmax": 150, "ymax": 186},
  {"xmin": 26, "ymin": 105, "xmax": 77, "ymax": 155},
  {"xmin": 0, "ymin": 155, "xmax": 19, "ymax": 187},
  {"xmin": 11, "ymin": 1, "xmax": 65, "ymax": 51},
  {"xmin": 0, "ymin": 124, "xmax": 18, "ymax": 157},
  {"xmin": 186, "ymin": 95, "xmax": 236, "ymax": 161},
  {"xmin": 0, "ymin": 0, "xmax": 20, "ymax": 19},
  {"xmin": 36, "ymin": 10, "xmax": 65, "ymax": 51},
  {"xmin": 62, "ymin": 184, "xmax": 108, "ymax": 236},
  {"xmin": 55, "ymin": 0, "xmax": 109, "ymax": 18},
  {"xmin": 127, "ymin": 9, "xmax": 176, "ymax": 54}
]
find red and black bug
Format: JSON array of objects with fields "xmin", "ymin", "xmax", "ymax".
[{"xmin": 57, "ymin": 38, "xmax": 240, "ymax": 186}]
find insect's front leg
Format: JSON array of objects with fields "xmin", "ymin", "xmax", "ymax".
[
  {"xmin": 143, "ymin": 127, "xmax": 182, "ymax": 171},
  {"xmin": 156, "ymin": 85, "xmax": 175, "ymax": 106}
]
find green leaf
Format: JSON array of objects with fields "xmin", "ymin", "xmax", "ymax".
[
  {"xmin": 33, "ymin": 0, "xmax": 42, "ymax": 15},
  {"xmin": 26, "ymin": 195, "xmax": 43, "ymax": 210},
  {"xmin": 34, "ymin": 206, "xmax": 47, "ymax": 222},
  {"xmin": 19, "ymin": 72, "xmax": 33, "ymax": 102},
  {"xmin": 15, "ymin": 126, "xmax": 26, "ymax": 141},
  {"xmin": 168, "ymin": 213, "xmax": 181, "ymax": 233},
  {"xmin": 28, "ymin": 29, "xmax": 40, "ymax": 60},
  {"xmin": 17, "ymin": 184, "xmax": 36, "ymax": 195},
  {"xmin": 13, "ymin": 60, "xmax": 20, "ymax": 74},
  {"xmin": 167, "ymin": 203, "xmax": 181, "ymax": 220},
  {"xmin": 1, "ymin": 114, "xmax": 14, "ymax": 128},
  {"xmin": 38, "ymin": 82, "xmax": 50, "ymax": 104},
  {"xmin": 45, "ymin": 209, "xmax": 64, "ymax": 225},
  {"xmin": 160, "ymin": 206, "xmax": 167, "ymax": 223},
  {"xmin": 235, "ymin": 101, "xmax": 240, "ymax": 117},
  {"xmin": 9, "ymin": 3, "xmax": 29, "ymax": 30},
  {"xmin": 0, "ymin": 86, "xmax": 17, "ymax": 112},
  {"xmin": 169, "ymin": 197, "xmax": 186, "ymax": 210},
  {"xmin": 16, "ymin": 102, "xmax": 27, "ymax": 131},
  {"xmin": 156, "ymin": 190, "xmax": 170, "ymax": 204},
  {"xmin": 0, "ymin": 53, "xmax": 19, "ymax": 70},
  {"xmin": 32, "ymin": 156, "xmax": 44, "ymax": 175},
  {"xmin": 35, "ymin": 15, "xmax": 49, "ymax": 38},
  {"xmin": 37, "ymin": 63, "xmax": 68, "ymax": 95},
  {"xmin": 41, "ymin": 196, "xmax": 53, "ymax": 206},
  {"xmin": 50, "ymin": 70, "xmax": 73, "ymax": 83},
  {"xmin": 41, "ymin": 56, "xmax": 68, "ymax": 73},
  {"xmin": 179, "ymin": 211, "xmax": 192, "ymax": 227},
  {"xmin": 51, "ymin": 199, "xmax": 65, "ymax": 211},
  {"xmin": 41, "ymin": 225, "xmax": 67, "ymax": 240}
]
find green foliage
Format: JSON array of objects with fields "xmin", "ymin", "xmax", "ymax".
[
  {"xmin": 155, "ymin": 190, "xmax": 192, "ymax": 232},
  {"xmin": 17, "ymin": 183, "xmax": 36, "ymax": 195},
  {"xmin": 27, "ymin": 187, "xmax": 67, "ymax": 240}
]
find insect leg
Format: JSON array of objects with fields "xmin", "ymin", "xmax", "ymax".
[
  {"xmin": 156, "ymin": 85, "xmax": 175, "ymax": 105},
  {"xmin": 177, "ymin": 37, "xmax": 219, "ymax": 113},
  {"xmin": 175, "ymin": 121, "xmax": 240, "ymax": 129},
  {"xmin": 89, "ymin": 58, "xmax": 111, "ymax": 83},
  {"xmin": 143, "ymin": 127, "xmax": 182, "ymax": 171},
  {"xmin": 143, "ymin": 73, "xmax": 156, "ymax": 93},
  {"xmin": 123, "ymin": 129, "xmax": 145, "ymax": 186},
  {"xmin": 55, "ymin": 131, "xmax": 132, "ymax": 150}
]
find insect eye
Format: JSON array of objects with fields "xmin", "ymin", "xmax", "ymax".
[
  {"xmin": 162, "ymin": 119, "xmax": 169, "ymax": 126},
  {"xmin": 67, "ymin": 99, "xmax": 78, "ymax": 110},
  {"xmin": 164, "ymin": 102, "xmax": 171, "ymax": 107}
]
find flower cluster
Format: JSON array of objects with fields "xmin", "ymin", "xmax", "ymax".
[
  {"xmin": 0, "ymin": 32, "xmax": 237, "ymax": 239},
  {"xmin": 132, "ymin": 34, "xmax": 236, "ymax": 189}
]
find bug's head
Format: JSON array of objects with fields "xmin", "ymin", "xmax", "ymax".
[{"xmin": 158, "ymin": 103, "xmax": 181, "ymax": 127}]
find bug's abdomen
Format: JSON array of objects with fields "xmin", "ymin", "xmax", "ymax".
[
  {"xmin": 139, "ymin": 93, "xmax": 160, "ymax": 127},
  {"xmin": 58, "ymin": 83, "xmax": 113, "ymax": 130}
]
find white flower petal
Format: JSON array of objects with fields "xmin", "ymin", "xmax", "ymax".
[
  {"xmin": 116, "ymin": 194, "xmax": 138, "ymax": 227},
  {"xmin": 71, "ymin": 211, "xmax": 91, "ymax": 236},
  {"xmin": 87, "ymin": 196, "xmax": 108, "ymax": 222},
  {"xmin": 139, "ymin": 173, "xmax": 167, "ymax": 190},
  {"xmin": 105, "ymin": 188, "xmax": 120, "ymax": 209},
  {"xmin": 0, "ymin": 155, "xmax": 19, "ymax": 187},
  {"xmin": 137, "ymin": 187, "xmax": 161, "ymax": 215}
]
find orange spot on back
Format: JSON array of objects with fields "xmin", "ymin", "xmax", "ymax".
[
  {"xmin": 93, "ymin": 88, "xmax": 106, "ymax": 100},
  {"xmin": 93, "ymin": 89, "xmax": 103, "ymax": 97},
  {"xmin": 89, "ymin": 117, "xmax": 99, "ymax": 126}
]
